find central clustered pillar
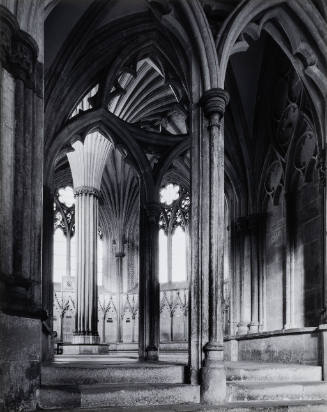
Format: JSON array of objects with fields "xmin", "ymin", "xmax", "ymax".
[
  {"xmin": 67, "ymin": 132, "xmax": 112, "ymax": 352},
  {"xmin": 73, "ymin": 186, "xmax": 100, "ymax": 344}
]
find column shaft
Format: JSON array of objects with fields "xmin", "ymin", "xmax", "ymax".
[
  {"xmin": 73, "ymin": 190, "xmax": 99, "ymax": 344},
  {"xmin": 116, "ymin": 252, "xmax": 124, "ymax": 343},
  {"xmin": 138, "ymin": 202, "xmax": 160, "ymax": 361},
  {"xmin": 200, "ymin": 88, "xmax": 229, "ymax": 404},
  {"xmin": 249, "ymin": 217, "xmax": 259, "ymax": 333}
]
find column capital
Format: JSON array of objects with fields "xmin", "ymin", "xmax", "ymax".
[
  {"xmin": 200, "ymin": 88, "xmax": 229, "ymax": 121},
  {"xmin": 0, "ymin": 6, "xmax": 39, "ymax": 89},
  {"xmin": 74, "ymin": 186, "xmax": 100, "ymax": 198}
]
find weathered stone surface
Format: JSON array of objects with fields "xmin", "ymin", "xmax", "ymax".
[
  {"xmin": 227, "ymin": 381, "xmax": 327, "ymax": 402},
  {"xmin": 225, "ymin": 361, "xmax": 322, "ymax": 382},
  {"xmin": 38, "ymin": 383, "xmax": 200, "ymax": 409},
  {"xmin": 60, "ymin": 344, "xmax": 109, "ymax": 355},
  {"xmin": 236, "ymin": 330, "xmax": 318, "ymax": 364},
  {"xmin": 0, "ymin": 313, "xmax": 41, "ymax": 411},
  {"xmin": 201, "ymin": 363, "xmax": 226, "ymax": 404},
  {"xmin": 41, "ymin": 362, "xmax": 186, "ymax": 385}
]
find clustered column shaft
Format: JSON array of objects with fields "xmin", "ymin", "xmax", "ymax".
[
  {"xmin": 200, "ymin": 88, "xmax": 229, "ymax": 404},
  {"xmin": 139, "ymin": 201, "xmax": 161, "ymax": 361},
  {"xmin": 73, "ymin": 187, "xmax": 100, "ymax": 344},
  {"xmin": 67, "ymin": 131, "xmax": 112, "ymax": 346}
]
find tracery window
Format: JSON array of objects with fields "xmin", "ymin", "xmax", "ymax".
[
  {"xmin": 159, "ymin": 183, "xmax": 190, "ymax": 283},
  {"xmin": 69, "ymin": 84, "xmax": 99, "ymax": 118}
]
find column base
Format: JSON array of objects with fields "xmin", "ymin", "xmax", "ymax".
[
  {"xmin": 248, "ymin": 321, "xmax": 259, "ymax": 333},
  {"xmin": 237, "ymin": 322, "xmax": 249, "ymax": 335},
  {"xmin": 201, "ymin": 342, "xmax": 226, "ymax": 403},
  {"xmin": 201, "ymin": 361, "xmax": 226, "ymax": 404},
  {"xmin": 146, "ymin": 345, "xmax": 159, "ymax": 361},
  {"xmin": 59, "ymin": 343, "xmax": 109, "ymax": 355},
  {"xmin": 72, "ymin": 333, "xmax": 100, "ymax": 344}
]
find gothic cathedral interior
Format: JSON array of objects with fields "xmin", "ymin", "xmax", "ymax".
[{"xmin": 1, "ymin": 0, "xmax": 327, "ymax": 411}]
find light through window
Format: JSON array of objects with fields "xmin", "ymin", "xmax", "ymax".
[
  {"xmin": 160, "ymin": 183, "xmax": 180, "ymax": 206},
  {"xmin": 172, "ymin": 227, "xmax": 187, "ymax": 282},
  {"xmin": 58, "ymin": 186, "xmax": 75, "ymax": 208},
  {"xmin": 158, "ymin": 184, "xmax": 189, "ymax": 283},
  {"xmin": 53, "ymin": 228, "xmax": 66, "ymax": 283},
  {"xmin": 159, "ymin": 229, "xmax": 168, "ymax": 283}
]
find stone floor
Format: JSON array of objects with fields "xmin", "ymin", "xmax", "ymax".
[{"xmin": 49, "ymin": 400, "xmax": 327, "ymax": 412}]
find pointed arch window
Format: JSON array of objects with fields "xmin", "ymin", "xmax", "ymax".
[
  {"xmin": 69, "ymin": 84, "xmax": 99, "ymax": 119},
  {"xmin": 159, "ymin": 184, "xmax": 190, "ymax": 284}
]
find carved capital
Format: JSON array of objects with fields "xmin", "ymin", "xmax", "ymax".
[
  {"xmin": 11, "ymin": 32, "xmax": 36, "ymax": 81},
  {"xmin": 74, "ymin": 186, "xmax": 100, "ymax": 198},
  {"xmin": 0, "ymin": 6, "xmax": 39, "ymax": 87},
  {"xmin": 200, "ymin": 88, "xmax": 229, "ymax": 122}
]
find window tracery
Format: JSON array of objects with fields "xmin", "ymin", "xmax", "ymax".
[
  {"xmin": 54, "ymin": 186, "xmax": 75, "ymax": 236},
  {"xmin": 159, "ymin": 184, "xmax": 190, "ymax": 283},
  {"xmin": 69, "ymin": 84, "xmax": 99, "ymax": 118}
]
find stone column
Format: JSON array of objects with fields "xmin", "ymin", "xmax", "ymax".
[
  {"xmin": 284, "ymin": 192, "xmax": 295, "ymax": 329},
  {"xmin": 115, "ymin": 250, "xmax": 125, "ymax": 343},
  {"xmin": 249, "ymin": 215, "xmax": 260, "ymax": 333},
  {"xmin": 67, "ymin": 132, "xmax": 111, "ymax": 347},
  {"xmin": 236, "ymin": 217, "xmax": 250, "ymax": 335},
  {"xmin": 200, "ymin": 88, "xmax": 229, "ymax": 404},
  {"xmin": 318, "ymin": 152, "xmax": 327, "ymax": 379},
  {"xmin": 139, "ymin": 202, "xmax": 161, "ymax": 361}
]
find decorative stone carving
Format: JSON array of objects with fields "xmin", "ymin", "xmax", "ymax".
[
  {"xmin": 74, "ymin": 186, "xmax": 101, "ymax": 198},
  {"xmin": 0, "ymin": 6, "xmax": 39, "ymax": 88},
  {"xmin": 277, "ymin": 103, "xmax": 299, "ymax": 148},
  {"xmin": 294, "ymin": 131, "xmax": 316, "ymax": 172}
]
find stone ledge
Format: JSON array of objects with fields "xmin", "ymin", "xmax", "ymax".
[
  {"xmin": 59, "ymin": 343, "xmax": 109, "ymax": 355},
  {"xmin": 225, "ymin": 327, "xmax": 318, "ymax": 341}
]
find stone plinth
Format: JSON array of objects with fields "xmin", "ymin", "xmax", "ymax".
[{"xmin": 318, "ymin": 324, "xmax": 327, "ymax": 380}]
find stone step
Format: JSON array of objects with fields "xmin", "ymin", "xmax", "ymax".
[
  {"xmin": 227, "ymin": 380, "xmax": 327, "ymax": 402},
  {"xmin": 38, "ymin": 383, "xmax": 200, "ymax": 409},
  {"xmin": 226, "ymin": 361, "xmax": 322, "ymax": 382},
  {"xmin": 41, "ymin": 362, "xmax": 185, "ymax": 385}
]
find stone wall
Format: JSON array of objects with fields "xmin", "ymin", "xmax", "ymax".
[
  {"xmin": 0, "ymin": 5, "xmax": 45, "ymax": 410},
  {"xmin": 293, "ymin": 181, "xmax": 322, "ymax": 327},
  {"xmin": 0, "ymin": 314, "xmax": 41, "ymax": 410},
  {"xmin": 225, "ymin": 328, "xmax": 319, "ymax": 365}
]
